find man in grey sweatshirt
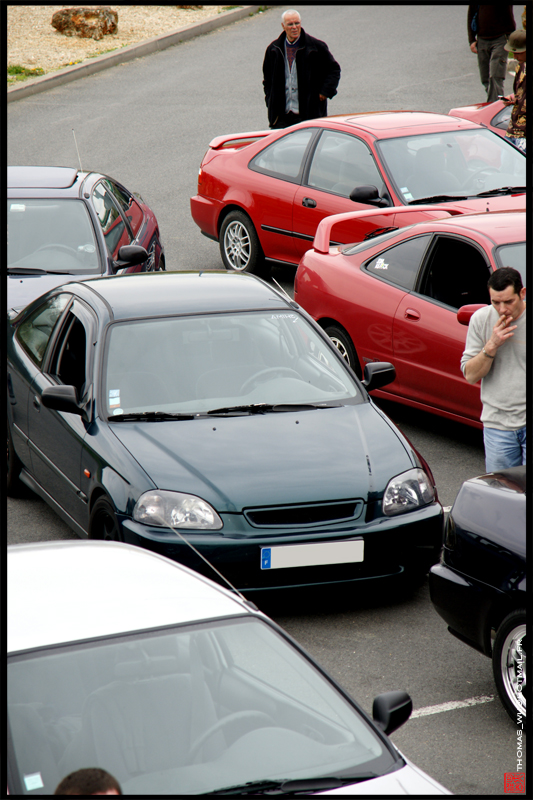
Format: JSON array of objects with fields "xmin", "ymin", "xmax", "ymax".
[{"xmin": 461, "ymin": 267, "xmax": 526, "ymax": 472}]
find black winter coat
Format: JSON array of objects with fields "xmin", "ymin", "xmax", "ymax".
[{"xmin": 262, "ymin": 29, "xmax": 341, "ymax": 127}]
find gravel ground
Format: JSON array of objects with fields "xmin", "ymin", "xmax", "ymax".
[{"xmin": 7, "ymin": 5, "xmax": 231, "ymax": 78}]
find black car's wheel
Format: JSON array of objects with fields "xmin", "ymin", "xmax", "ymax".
[
  {"xmin": 89, "ymin": 497, "xmax": 122, "ymax": 542},
  {"xmin": 220, "ymin": 211, "xmax": 266, "ymax": 275},
  {"xmin": 323, "ymin": 325, "xmax": 361, "ymax": 379},
  {"xmin": 492, "ymin": 610, "xmax": 526, "ymax": 724},
  {"xmin": 7, "ymin": 422, "xmax": 24, "ymax": 497}
]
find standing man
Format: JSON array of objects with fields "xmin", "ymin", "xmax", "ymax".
[
  {"xmin": 502, "ymin": 29, "xmax": 526, "ymax": 153},
  {"xmin": 461, "ymin": 268, "xmax": 526, "ymax": 473},
  {"xmin": 467, "ymin": 5, "xmax": 515, "ymax": 102},
  {"xmin": 262, "ymin": 9, "xmax": 341, "ymax": 129}
]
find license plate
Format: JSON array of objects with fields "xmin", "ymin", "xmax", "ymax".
[{"xmin": 261, "ymin": 539, "xmax": 364, "ymax": 570}]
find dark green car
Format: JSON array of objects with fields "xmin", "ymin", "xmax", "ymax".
[{"xmin": 7, "ymin": 271, "xmax": 443, "ymax": 592}]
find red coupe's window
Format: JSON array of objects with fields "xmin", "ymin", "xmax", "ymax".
[
  {"xmin": 365, "ymin": 235, "xmax": 430, "ymax": 290},
  {"xmin": 307, "ymin": 130, "xmax": 384, "ymax": 197},
  {"xmin": 250, "ymin": 128, "xmax": 314, "ymax": 180}
]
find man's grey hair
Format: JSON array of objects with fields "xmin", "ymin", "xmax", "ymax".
[{"xmin": 281, "ymin": 9, "xmax": 301, "ymax": 23}]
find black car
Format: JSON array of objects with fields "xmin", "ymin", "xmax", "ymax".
[
  {"xmin": 7, "ymin": 166, "xmax": 165, "ymax": 311},
  {"xmin": 7, "ymin": 270, "xmax": 443, "ymax": 594},
  {"xmin": 429, "ymin": 467, "xmax": 526, "ymax": 724}
]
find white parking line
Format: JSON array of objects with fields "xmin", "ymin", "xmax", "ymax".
[{"xmin": 411, "ymin": 695, "xmax": 495, "ymax": 718}]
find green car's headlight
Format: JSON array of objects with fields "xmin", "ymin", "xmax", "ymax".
[
  {"xmin": 383, "ymin": 468, "xmax": 435, "ymax": 516},
  {"xmin": 133, "ymin": 491, "xmax": 223, "ymax": 530}
]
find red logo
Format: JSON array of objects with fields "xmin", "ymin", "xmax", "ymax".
[{"xmin": 505, "ymin": 773, "xmax": 526, "ymax": 794}]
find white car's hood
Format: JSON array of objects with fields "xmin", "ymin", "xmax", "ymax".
[{"xmin": 320, "ymin": 760, "xmax": 451, "ymax": 794}]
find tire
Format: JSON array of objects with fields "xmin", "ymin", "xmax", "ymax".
[
  {"xmin": 219, "ymin": 210, "xmax": 266, "ymax": 275},
  {"xmin": 492, "ymin": 609, "xmax": 526, "ymax": 724},
  {"xmin": 7, "ymin": 421, "xmax": 24, "ymax": 497},
  {"xmin": 89, "ymin": 497, "xmax": 122, "ymax": 542},
  {"xmin": 323, "ymin": 324, "xmax": 361, "ymax": 379}
]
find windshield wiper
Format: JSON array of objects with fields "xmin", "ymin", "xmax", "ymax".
[
  {"xmin": 208, "ymin": 774, "xmax": 377, "ymax": 795},
  {"xmin": 108, "ymin": 411, "xmax": 195, "ymax": 421},
  {"xmin": 206, "ymin": 403, "xmax": 341, "ymax": 416},
  {"xmin": 407, "ymin": 194, "xmax": 468, "ymax": 205},
  {"xmin": 7, "ymin": 267, "xmax": 68, "ymax": 275},
  {"xmin": 474, "ymin": 186, "xmax": 526, "ymax": 197}
]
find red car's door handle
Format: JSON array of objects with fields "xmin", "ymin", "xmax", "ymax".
[
  {"xmin": 302, "ymin": 197, "xmax": 317, "ymax": 208},
  {"xmin": 404, "ymin": 308, "xmax": 420, "ymax": 320}
]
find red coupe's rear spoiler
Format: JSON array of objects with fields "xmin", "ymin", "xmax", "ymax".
[
  {"xmin": 208, "ymin": 131, "xmax": 272, "ymax": 150},
  {"xmin": 312, "ymin": 206, "xmax": 458, "ymax": 254}
]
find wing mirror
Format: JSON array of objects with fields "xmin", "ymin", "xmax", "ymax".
[
  {"xmin": 372, "ymin": 690, "xmax": 413, "ymax": 735},
  {"xmin": 361, "ymin": 361, "xmax": 396, "ymax": 392},
  {"xmin": 41, "ymin": 385, "xmax": 84, "ymax": 416},
  {"xmin": 113, "ymin": 244, "xmax": 149, "ymax": 272},
  {"xmin": 350, "ymin": 185, "xmax": 390, "ymax": 208},
  {"xmin": 457, "ymin": 303, "xmax": 487, "ymax": 326}
]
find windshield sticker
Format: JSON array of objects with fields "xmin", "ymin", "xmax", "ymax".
[
  {"xmin": 24, "ymin": 773, "xmax": 44, "ymax": 791},
  {"xmin": 271, "ymin": 314, "xmax": 296, "ymax": 320},
  {"xmin": 112, "ymin": 408, "xmax": 124, "ymax": 415},
  {"xmin": 108, "ymin": 389, "xmax": 120, "ymax": 408},
  {"xmin": 401, "ymin": 187, "xmax": 414, "ymax": 201},
  {"xmin": 9, "ymin": 203, "xmax": 26, "ymax": 212},
  {"xmin": 374, "ymin": 258, "xmax": 389, "ymax": 270}
]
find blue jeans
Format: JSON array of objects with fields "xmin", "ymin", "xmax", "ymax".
[{"xmin": 483, "ymin": 426, "xmax": 527, "ymax": 473}]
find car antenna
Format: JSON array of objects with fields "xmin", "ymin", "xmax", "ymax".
[
  {"xmin": 72, "ymin": 128, "xmax": 83, "ymax": 172},
  {"xmin": 271, "ymin": 277, "xmax": 298, "ymax": 308},
  {"xmin": 151, "ymin": 511, "xmax": 259, "ymax": 611}
]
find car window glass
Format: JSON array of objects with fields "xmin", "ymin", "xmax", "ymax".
[
  {"xmin": 49, "ymin": 302, "xmax": 90, "ymax": 398},
  {"xmin": 377, "ymin": 128, "xmax": 526, "ymax": 202},
  {"xmin": 16, "ymin": 294, "xmax": 71, "ymax": 367},
  {"xmin": 250, "ymin": 128, "xmax": 314, "ymax": 180},
  {"xmin": 490, "ymin": 105, "xmax": 512, "ymax": 131},
  {"xmin": 7, "ymin": 199, "xmax": 100, "ymax": 274},
  {"xmin": 364, "ymin": 235, "xmax": 430, "ymax": 290},
  {"xmin": 419, "ymin": 236, "xmax": 490, "ymax": 308},
  {"xmin": 106, "ymin": 179, "xmax": 144, "ymax": 237},
  {"xmin": 495, "ymin": 243, "xmax": 525, "ymax": 281},
  {"xmin": 104, "ymin": 310, "xmax": 361, "ymax": 415},
  {"xmin": 92, "ymin": 181, "xmax": 132, "ymax": 260},
  {"xmin": 307, "ymin": 130, "xmax": 384, "ymax": 196}
]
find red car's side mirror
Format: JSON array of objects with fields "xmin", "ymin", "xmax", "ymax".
[{"xmin": 457, "ymin": 303, "xmax": 487, "ymax": 326}]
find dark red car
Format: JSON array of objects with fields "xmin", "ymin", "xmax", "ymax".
[
  {"xmin": 449, "ymin": 99, "xmax": 512, "ymax": 140},
  {"xmin": 294, "ymin": 209, "xmax": 525, "ymax": 428},
  {"xmin": 190, "ymin": 112, "xmax": 526, "ymax": 275}
]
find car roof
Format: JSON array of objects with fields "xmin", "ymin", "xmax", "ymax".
[
  {"xmin": 73, "ymin": 270, "xmax": 293, "ymax": 320},
  {"xmin": 312, "ymin": 110, "xmax": 480, "ymax": 136},
  {"xmin": 403, "ymin": 210, "xmax": 525, "ymax": 243},
  {"xmin": 8, "ymin": 165, "xmax": 82, "ymax": 189},
  {"xmin": 7, "ymin": 541, "xmax": 252, "ymax": 653}
]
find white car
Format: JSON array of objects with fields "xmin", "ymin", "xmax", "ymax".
[{"xmin": 7, "ymin": 541, "xmax": 451, "ymax": 795}]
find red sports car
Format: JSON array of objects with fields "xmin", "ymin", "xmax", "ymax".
[
  {"xmin": 294, "ymin": 209, "xmax": 525, "ymax": 429},
  {"xmin": 190, "ymin": 111, "xmax": 526, "ymax": 275},
  {"xmin": 449, "ymin": 99, "xmax": 512, "ymax": 140}
]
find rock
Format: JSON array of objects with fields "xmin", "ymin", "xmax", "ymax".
[{"xmin": 51, "ymin": 7, "xmax": 118, "ymax": 41}]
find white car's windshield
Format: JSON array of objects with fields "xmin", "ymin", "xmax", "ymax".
[
  {"xmin": 378, "ymin": 128, "xmax": 526, "ymax": 203},
  {"xmin": 103, "ymin": 311, "xmax": 361, "ymax": 417},
  {"xmin": 7, "ymin": 617, "xmax": 397, "ymax": 795},
  {"xmin": 7, "ymin": 198, "xmax": 100, "ymax": 274}
]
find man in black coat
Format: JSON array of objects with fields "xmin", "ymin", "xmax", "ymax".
[{"xmin": 262, "ymin": 9, "xmax": 341, "ymax": 128}]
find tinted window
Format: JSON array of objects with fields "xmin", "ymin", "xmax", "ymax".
[
  {"xmin": 250, "ymin": 129, "xmax": 314, "ymax": 180},
  {"xmin": 7, "ymin": 199, "xmax": 99, "ymax": 274},
  {"xmin": 494, "ymin": 243, "xmax": 525, "ymax": 280},
  {"xmin": 365, "ymin": 235, "xmax": 430, "ymax": 290},
  {"xmin": 420, "ymin": 236, "xmax": 490, "ymax": 308},
  {"xmin": 16, "ymin": 294, "xmax": 71, "ymax": 367},
  {"xmin": 92, "ymin": 181, "xmax": 132, "ymax": 260},
  {"xmin": 307, "ymin": 130, "xmax": 384, "ymax": 196},
  {"xmin": 49, "ymin": 305, "xmax": 88, "ymax": 398},
  {"xmin": 107, "ymin": 180, "xmax": 144, "ymax": 237}
]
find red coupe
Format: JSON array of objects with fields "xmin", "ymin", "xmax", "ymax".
[
  {"xmin": 449, "ymin": 99, "xmax": 512, "ymax": 140},
  {"xmin": 190, "ymin": 111, "xmax": 526, "ymax": 275},
  {"xmin": 294, "ymin": 209, "xmax": 525, "ymax": 429}
]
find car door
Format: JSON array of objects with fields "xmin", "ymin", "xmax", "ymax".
[
  {"xmin": 292, "ymin": 129, "xmax": 392, "ymax": 261},
  {"xmin": 391, "ymin": 234, "xmax": 491, "ymax": 422},
  {"xmin": 27, "ymin": 297, "xmax": 97, "ymax": 529}
]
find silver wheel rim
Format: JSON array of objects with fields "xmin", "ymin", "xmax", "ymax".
[
  {"xmin": 329, "ymin": 336, "xmax": 350, "ymax": 364},
  {"xmin": 224, "ymin": 221, "xmax": 251, "ymax": 271},
  {"xmin": 500, "ymin": 624, "xmax": 526, "ymax": 715}
]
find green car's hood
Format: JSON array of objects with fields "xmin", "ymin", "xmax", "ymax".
[{"xmin": 110, "ymin": 403, "xmax": 413, "ymax": 512}]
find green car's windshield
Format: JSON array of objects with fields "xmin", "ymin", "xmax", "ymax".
[
  {"xmin": 377, "ymin": 128, "xmax": 526, "ymax": 203},
  {"xmin": 8, "ymin": 617, "xmax": 398, "ymax": 795},
  {"xmin": 7, "ymin": 198, "xmax": 100, "ymax": 274},
  {"xmin": 103, "ymin": 310, "xmax": 361, "ymax": 418}
]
